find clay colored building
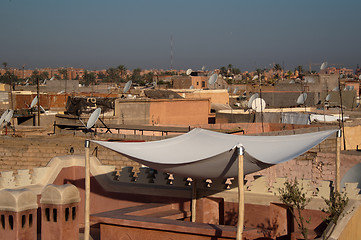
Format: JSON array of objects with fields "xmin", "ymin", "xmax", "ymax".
[{"xmin": 115, "ymin": 98, "xmax": 212, "ymax": 125}]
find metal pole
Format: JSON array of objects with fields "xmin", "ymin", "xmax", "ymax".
[
  {"xmin": 338, "ymin": 75, "xmax": 346, "ymax": 150},
  {"xmin": 84, "ymin": 140, "xmax": 90, "ymax": 240},
  {"xmin": 336, "ymin": 130, "xmax": 341, "ymax": 192},
  {"xmin": 37, "ymin": 77, "xmax": 40, "ymax": 126},
  {"xmin": 191, "ymin": 179, "xmax": 197, "ymax": 222},
  {"xmin": 237, "ymin": 146, "xmax": 244, "ymax": 240}
]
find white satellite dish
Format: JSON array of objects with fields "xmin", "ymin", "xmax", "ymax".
[
  {"xmin": 201, "ymin": 66, "xmax": 206, "ymax": 71},
  {"xmin": 233, "ymin": 87, "xmax": 238, "ymax": 94},
  {"xmin": 332, "ymin": 87, "xmax": 339, "ymax": 92},
  {"xmin": 86, "ymin": 108, "xmax": 101, "ymax": 129},
  {"xmin": 30, "ymin": 96, "xmax": 38, "ymax": 108},
  {"xmin": 325, "ymin": 94, "xmax": 331, "ymax": 101},
  {"xmin": 186, "ymin": 69, "xmax": 192, "ymax": 76},
  {"xmin": 4, "ymin": 110, "xmax": 14, "ymax": 123},
  {"xmin": 296, "ymin": 93, "xmax": 308, "ymax": 105},
  {"xmin": 320, "ymin": 62, "xmax": 328, "ymax": 70},
  {"xmin": 251, "ymin": 98, "xmax": 266, "ymax": 112},
  {"xmin": 40, "ymin": 105, "xmax": 47, "ymax": 114},
  {"xmin": 190, "ymin": 85, "xmax": 194, "ymax": 89},
  {"xmin": 208, "ymin": 74, "xmax": 217, "ymax": 85},
  {"xmin": 359, "ymin": 75, "xmax": 361, "ymax": 80},
  {"xmin": 248, "ymin": 93, "xmax": 259, "ymax": 108},
  {"xmin": 289, "ymin": 80, "xmax": 295, "ymax": 84},
  {"xmin": 50, "ymin": 76, "xmax": 54, "ymax": 81},
  {"xmin": 252, "ymin": 75, "xmax": 259, "ymax": 81},
  {"xmin": 123, "ymin": 80, "xmax": 132, "ymax": 93},
  {"xmin": 0, "ymin": 110, "xmax": 9, "ymax": 126}
]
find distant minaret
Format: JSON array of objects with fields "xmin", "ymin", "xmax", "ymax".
[{"xmin": 170, "ymin": 34, "xmax": 174, "ymax": 70}]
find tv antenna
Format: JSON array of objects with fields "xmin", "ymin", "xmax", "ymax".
[
  {"xmin": 0, "ymin": 110, "xmax": 9, "ymax": 127},
  {"xmin": 251, "ymin": 98, "xmax": 266, "ymax": 112},
  {"xmin": 208, "ymin": 74, "xmax": 217, "ymax": 88},
  {"xmin": 186, "ymin": 69, "xmax": 192, "ymax": 76},
  {"xmin": 79, "ymin": 108, "xmax": 112, "ymax": 133},
  {"xmin": 1, "ymin": 110, "xmax": 15, "ymax": 135},
  {"xmin": 248, "ymin": 93, "xmax": 259, "ymax": 108},
  {"xmin": 123, "ymin": 80, "xmax": 132, "ymax": 93},
  {"xmin": 296, "ymin": 93, "xmax": 308, "ymax": 105},
  {"xmin": 320, "ymin": 62, "xmax": 328, "ymax": 70}
]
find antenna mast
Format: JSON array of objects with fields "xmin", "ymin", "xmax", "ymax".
[{"xmin": 170, "ymin": 34, "xmax": 174, "ymax": 70}]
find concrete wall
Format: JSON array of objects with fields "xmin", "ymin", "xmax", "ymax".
[
  {"xmin": 175, "ymin": 89, "xmax": 229, "ymax": 105},
  {"xmin": 0, "ymin": 136, "xmax": 141, "ymax": 173},
  {"xmin": 115, "ymin": 99, "xmax": 211, "ymax": 125},
  {"xmin": 149, "ymin": 99, "xmax": 210, "ymax": 125},
  {"xmin": 115, "ymin": 100, "xmax": 150, "ymax": 125},
  {"xmin": 171, "ymin": 76, "xmax": 192, "ymax": 89}
]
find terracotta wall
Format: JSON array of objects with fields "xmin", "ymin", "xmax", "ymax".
[{"xmin": 149, "ymin": 99, "xmax": 210, "ymax": 125}]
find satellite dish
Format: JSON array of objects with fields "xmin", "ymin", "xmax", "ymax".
[
  {"xmin": 4, "ymin": 110, "xmax": 14, "ymax": 123},
  {"xmin": 320, "ymin": 62, "xmax": 328, "ymax": 70},
  {"xmin": 50, "ymin": 76, "xmax": 54, "ymax": 81},
  {"xmin": 40, "ymin": 105, "xmax": 47, "ymax": 114},
  {"xmin": 201, "ymin": 66, "xmax": 206, "ymax": 71},
  {"xmin": 30, "ymin": 96, "xmax": 38, "ymax": 108},
  {"xmin": 208, "ymin": 74, "xmax": 217, "ymax": 85},
  {"xmin": 233, "ymin": 87, "xmax": 238, "ymax": 94},
  {"xmin": 325, "ymin": 94, "xmax": 331, "ymax": 101},
  {"xmin": 251, "ymin": 98, "xmax": 266, "ymax": 112},
  {"xmin": 123, "ymin": 80, "xmax": 132, "ymax": 93},
  {"xmin": 332, "ymin": 87, "xmax": 339, "ymax": 91},
  {"xmin": 296, "ymin": 93, "xmax": 308, "ymax": 105},
  {"xmin": 359, "ymin": 75, "xmax": 361, "ymax": 80},
  {"xmin": 252, "ymin": 75, "xmax": 259, "ymax": 81},
  {"xmin": 0, "ymin": 110, "xmax": 9, "ymax": 126},
  {"xmin": 289, "ymin": 79, "xmax": 295, "ymax": 84},
  {"xmin": 296, "ymin": 78, "xmax": 301, "ymax": 81},
  {"xmin": 186, "ymin": 69, "xmax": 192, "ymax": 76},
  {"xmin": 86, "ymin": 108, "xmax": 101, "ymax": 129},
  {"xmin": 189, "ymin": 85, "xmax": 194, "ymax": 89},
  {"xmin": 248, "ymin": 93, "xmax": 259, "ymax": 108}
]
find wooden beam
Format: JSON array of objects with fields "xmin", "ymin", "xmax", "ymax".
[
  {"xmin": 237, "ymin": 146, "xmax": 244, "ymax": 240},
  {"xmin": 84, "ymin": 140, "xmax": 90, "ymax": 240}
]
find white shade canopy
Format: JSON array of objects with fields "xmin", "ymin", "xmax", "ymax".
[{"xmin": 93, "ymin": 128, "xmax": 337, "ymax": 179}]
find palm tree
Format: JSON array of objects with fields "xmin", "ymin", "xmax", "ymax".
[
  {"xmin": 117, "ymin": 65, "xmax": 127, "ymax": 81},
  {"xmin": 2, "ymin": 62, "xmax": 8, "ymax": 70},
  {"xmin": 58, "ymin": 68, "xmax": 68, "ymax": 80},
  {"xmin": 273, "ymin": 63, "xmax": 282, "ymax": 72}
]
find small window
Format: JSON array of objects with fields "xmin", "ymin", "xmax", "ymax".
[
  {"xmin": 72, "ymin": 207, "xmax": 76, "ymax": 220},
  {"xmin": 45, "ymin": 208, "xmax": 50, "ymax": 222},
  {"xmin": 1, "ymin": 215, "xmax": 5, "ymax": 229},
  {"xmin": 22, "ymin": 215, "xmax": 26, "ymax": 228},
  {"xmin": 9, "ymin": 215, "xmax": 13, "ymax": 230},
  {"xmin": 29, "ymin": 214, "xmax": 33, "ymax": 227},
  {"xmin": 65, "ymin": 208, "xmax": 69, "ymax": 222},
  {"xmin": 53, "ymin": 209, "xmax": 57, "ymax": 222},
  {"xmin": 202, "ymin": 81, "xmax": 205, "ymax": 87}
]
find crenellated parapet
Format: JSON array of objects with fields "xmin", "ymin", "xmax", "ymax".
[{"xmin": 0, "ymin": 155, "xmax": 360, "ymax": 204}]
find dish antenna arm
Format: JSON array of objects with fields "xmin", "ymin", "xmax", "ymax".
[{"xmin": 98, "ymin": 117, "xmax": 112, "ymax": 134}]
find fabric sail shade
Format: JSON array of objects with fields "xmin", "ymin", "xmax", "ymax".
[{"xmin": 93, "ymin": 128, "xmax": 337, "ymax": 179}]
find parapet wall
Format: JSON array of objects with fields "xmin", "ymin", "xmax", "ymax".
[
  {"xmin": 0, "ymin": 155, "xmax": 360, "ymax": 208},
  {"xmin": 0, "ymin": 135, "xmax": 142, "ymax": 173}
]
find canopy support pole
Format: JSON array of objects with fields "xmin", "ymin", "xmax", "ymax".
[
  {"xmin": 84, "ymin": 140, "xmax": 90, "ymax": 240},
  {"xmin": 191, "ymin": 179, "xmax": 197, "ymax": 222},
  {"xmin": 336, "ymin": 130, "xmax": 341, "ymax": 192},
  {"xmin": 237, "ymin": 146, "xmax": 244, "ymax": 240}
]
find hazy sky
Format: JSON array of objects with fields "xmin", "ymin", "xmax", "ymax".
[{"xmin": 1, "ymin": 0, "xmax": 360, "ymax": 71}]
